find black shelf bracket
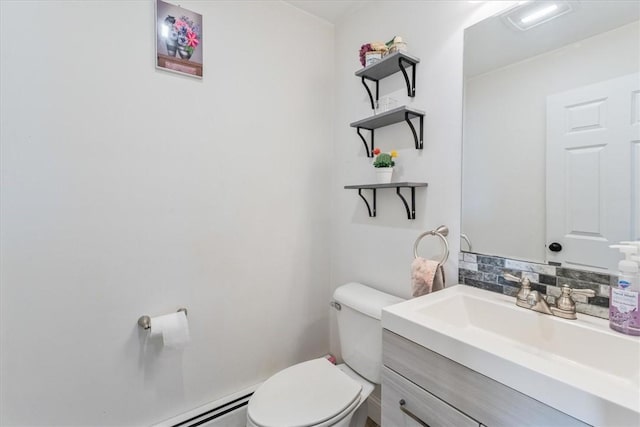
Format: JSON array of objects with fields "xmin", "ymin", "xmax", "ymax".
[
  {"xmin": 357, "ymin": 188, "xmax": 377, "ymax": 217},
  {"xmin": 398, "ymin": 57, "xmax": 417, "ymax": 98},
  {"xmin": 350, "ymin": 107, "xmax": 424, "ymax": 154},
  {"xmin": 356, "ymin": 127, "xmax": 375, "ymax": 158},
  {"xmin": 355, "ymin": 52, "xmax": 420, "ymax": 109},
  {"xmin": 404, "ymin": 111, "xmax": 424, "ymax": 150},
  {"xmin": 344, "ymin": 182, "xmax": 427, "ymax": 220},
  {"xmin": 361, "ymin": 76, "xmax": 379, "ymax": 110},
  {"xmin": 395, "ymin": 186, "xmax": 417, "ymax": 219}
]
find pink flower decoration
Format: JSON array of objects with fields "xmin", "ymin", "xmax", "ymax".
[
  {"xmin": 175, "ymin": 19, "xmax": 186, "ymax": 28},
  {"xmin": 186, "ymin": 31, "xmax": 199, "ymax": 47}
]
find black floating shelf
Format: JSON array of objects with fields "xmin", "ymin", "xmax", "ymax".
[
  {"xmin": 355, "ymin": 52, "xmax": 420, "ymax": 110},
  {"xmin": 344, "ymin": 182, "xmax": 428, "ymax": 220},
  {"xmin": 350, "ymin": 106, "xmax": 425, "ymax": 157}
]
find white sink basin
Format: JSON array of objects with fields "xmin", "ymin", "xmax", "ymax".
[{"xmin": 382, "ymin": 285, "xmax": 640, "ymax": 426}]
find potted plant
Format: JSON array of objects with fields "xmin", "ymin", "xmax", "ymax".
[{"xmin": 372, "ymin": 148, "xmax": 398, "ymax": 184}]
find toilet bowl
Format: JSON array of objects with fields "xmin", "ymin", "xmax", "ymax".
[
  {"xmin": 247, "ymin": 358, "xmax": 374, "ymax": 427},
  {"xmin": 246, "ymin": 283, "xmax": 404, "ymax": 427}
]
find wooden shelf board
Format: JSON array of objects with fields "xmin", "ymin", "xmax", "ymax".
[
  {"xmin": 355, "ymin": 51, "xmax": 421, "ymax": 81},
  {"xmin": 350, "ymin": 106, "xmax": 425, "ymax": 130},
  {"xmin": 344, "ymin": 182, "xmax": 428, "ymax": 189}
]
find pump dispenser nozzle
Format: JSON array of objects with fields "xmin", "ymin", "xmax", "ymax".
[
  {"xmin": 610, "ymin": 244, "xmax": 639, "ymax": 275},
  {"xmin": 621, "ymin": 241, "xmax": 640, "ymax": 255},
  {"xmin": 610, "ymin": 244, "xmax": 638, "ymax": 259}
]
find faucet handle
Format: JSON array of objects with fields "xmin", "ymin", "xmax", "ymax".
[
  {"xmin": 552, "ymin": 284, "xmax": 596, "ymax": 319},
  {"xmin": 503, "ymin": 273, "xmax": 531, "ymax": 287},
  {"xmin": 504, "ymin": 274, "xmax": 532, "ymax": 308},
  {"xmin": 559, "ymin": 284, "xmax": 596, "ymax": 298},
  {"xmin": 563, "ymin": 285, "xmax": 596, "ymax": 297}
]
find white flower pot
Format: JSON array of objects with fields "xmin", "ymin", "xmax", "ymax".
[{"xmin": 375, "ymin": 167, "xmax": 393, "ymax": 184}]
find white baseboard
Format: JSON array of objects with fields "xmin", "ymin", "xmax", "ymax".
[{"xmin": 152, "ymin": 384, "xmax": 259, "ymax": 427}]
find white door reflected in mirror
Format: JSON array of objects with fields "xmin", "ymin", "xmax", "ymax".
[{"xmin": 546, "ymin": 73, "xmax": 639, "ymax": 271}]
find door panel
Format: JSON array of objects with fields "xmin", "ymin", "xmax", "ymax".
[{"xmin": 547, "ymin": 73, "xmax": 640, "ymax": 271}]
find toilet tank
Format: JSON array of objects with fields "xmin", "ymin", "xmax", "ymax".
[{"xmin": 333, "ymin": 283, "xmax": 404, "ymax": 384}]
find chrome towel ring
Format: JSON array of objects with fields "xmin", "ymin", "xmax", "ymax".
[
  {"xmin": 460, "ymin": 233, "xmax": 472, "ymax": 252},
  {"xmin": 413, "ymin": 225, "xmax": 449, "ymax": 265}
]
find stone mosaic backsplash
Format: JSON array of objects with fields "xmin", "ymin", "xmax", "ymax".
[{"xmin": 458, "ymin": 252, "xmax": 613, "ymax": 319}]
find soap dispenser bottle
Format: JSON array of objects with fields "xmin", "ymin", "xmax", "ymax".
[{"xmin": 608, "ymin": 244, "xmax": 640, "ymax": 336}]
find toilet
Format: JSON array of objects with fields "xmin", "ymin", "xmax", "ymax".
[{"xmin": 247, "ymin": 282, "xmax": 404, "ymax": 427}]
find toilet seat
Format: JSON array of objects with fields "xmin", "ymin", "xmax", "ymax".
[{"xmin": 247, "ymin": 358, "xmax": 363, "ymax": 427}]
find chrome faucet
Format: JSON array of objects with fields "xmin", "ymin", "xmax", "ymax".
[
  {"xmin": 504, "ymin": 273, "xmax": 553, "ymax": 314},
  {"xmin": 503, "ymin": 274, "xmax": 595, "ymax": 320},
  {"xmin": 525, "ymin": 289, "xmax": 554, "ymax": 315},
  {"xmin": 551, "ymin": 284, "xmax": 596, "ymax": 319}
]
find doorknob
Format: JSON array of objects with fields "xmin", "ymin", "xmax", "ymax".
[{"xmin": 549, "ymin": 242, "xmax": 562, "ymax": 252}]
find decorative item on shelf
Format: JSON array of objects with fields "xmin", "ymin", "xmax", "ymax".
[
  {"xmin": 359, "ymin": 42, "xmax": 389, "ymax": 67},
  {"xmin": 373, "ymin": 148, "xmax": 398, "ymax": 184},
  {"xmin": 365, "ymin": 51, "xmax": 382, "ymax": 67},
  {"xmin": 375, "ymin": 96, "xmax": 398, "ymax": 115},
  {"xmin": 386, "ymin": 35, "xmax": 408, "ymax": 54},
  {"xmin": 359, "ymin": 44, "xmax": 372, "ymax": 66}
]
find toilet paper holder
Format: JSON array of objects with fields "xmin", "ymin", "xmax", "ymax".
[{"xmin": 138, "ymin": 308, "xmax": 187, "ymax": 330}]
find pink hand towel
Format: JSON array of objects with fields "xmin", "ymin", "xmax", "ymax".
[{"xmin": 411, "ymin": 257, "xmax": 445, "ymax": 297}]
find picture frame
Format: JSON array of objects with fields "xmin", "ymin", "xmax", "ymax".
[{"xmin": 155, "ymin": 0, "xmax": 203, "ymax": 78}]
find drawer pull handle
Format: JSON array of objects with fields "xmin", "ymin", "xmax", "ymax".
[{"xmin": 399, "ymin": 399, "xmax": 431, "ymax": 427}]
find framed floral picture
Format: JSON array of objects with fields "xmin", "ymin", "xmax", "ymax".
[{"xmin": 155, "ymin": 0, "xmax": 203, "ymax": 78}]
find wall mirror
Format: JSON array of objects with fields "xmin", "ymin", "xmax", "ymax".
[{"xmin": 461, "ymin": 0, "xmax": 640, "ymax": 273}]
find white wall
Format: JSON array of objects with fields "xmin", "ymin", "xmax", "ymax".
[
  {"xmin": 0, "ymin": 1, "xmax": 333, "ymax": 425},
  {"xmin": 329, "ymin": 1, "xmax": 511, "ymax": 356},
  {"xmin": 463, "ymin": 21, "xmax": 640, "ymax": 263}
]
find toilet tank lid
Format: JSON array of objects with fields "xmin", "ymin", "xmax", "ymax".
[{"xmin": 333, "ymin": 282, "xmax": 404, "ymax": 320}]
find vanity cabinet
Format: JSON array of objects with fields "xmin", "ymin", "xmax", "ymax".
[
  {"xmin": 382, "ymin": 367, "xmax": 479, "ymax": 427},
  {"xmin": 382, "ymin": 330, "xmax": 589, "ymax": 427}
]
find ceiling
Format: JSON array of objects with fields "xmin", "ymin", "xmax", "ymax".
[
  {"xmin": 284, "ymin": 1, "xmax": 371, "ymax": 24},
  {"xmin": 465, "ymin": 0, "xmax": 640, "ymax": 77}
]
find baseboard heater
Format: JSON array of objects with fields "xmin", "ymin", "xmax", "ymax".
[
  {"xmin": 174, "ymin": 393, "xmax": 251, "ymax": 427},
  {"xmin": 153, "ymin": 385, "xmax": 258, "ymax": 427}
]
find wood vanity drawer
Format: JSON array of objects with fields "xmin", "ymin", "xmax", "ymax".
[
  {"xmin": 383, "ymin": 330, "xmax": 588, "ymax": 427},
  {"xmin": 382, "ymin": 366, "xmax": 479, "ymax": 427}
]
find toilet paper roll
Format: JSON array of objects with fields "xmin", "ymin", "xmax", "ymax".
[{"xmin": 150, "ymin": 311, "xmax": 190, "ymax": 349}]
